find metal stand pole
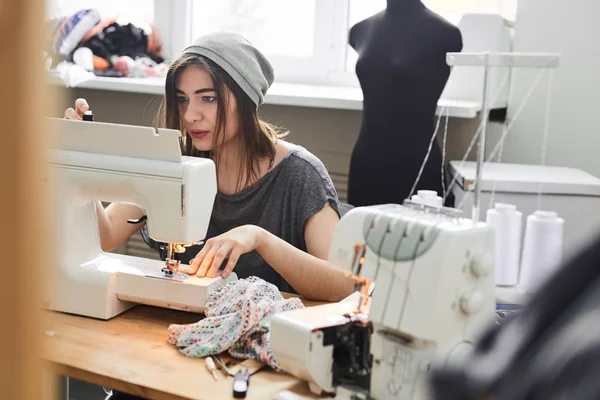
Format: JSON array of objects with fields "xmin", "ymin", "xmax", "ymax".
[
  {"xmin": 473, "ymin": 55, "xmax": 491, "ymax": 222},
  {"xmin": 445, "ymin": 52, "xmax": 560, "ymax": 222}
]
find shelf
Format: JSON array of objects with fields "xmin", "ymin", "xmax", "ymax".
[{"xmin": 47, "ymin": 72, "xmax": 504, "ymax": 118}]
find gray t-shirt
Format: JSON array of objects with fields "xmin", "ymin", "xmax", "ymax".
[{"xmin": 141, "ymin": 145, "xmax": 340, "ymax": 293}]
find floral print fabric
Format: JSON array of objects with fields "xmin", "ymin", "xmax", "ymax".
[{"xmin": 167, "ymin": 276, "xmax": 304, "ymax": 371}]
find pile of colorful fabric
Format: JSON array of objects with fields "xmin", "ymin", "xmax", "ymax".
[
  {"xmin": 45, "ymin": 9, "xmax": 166, "ymax": 78},
  {"xmin": 167, "ymin": 276, "xmax": 305, "ymax": 372}
]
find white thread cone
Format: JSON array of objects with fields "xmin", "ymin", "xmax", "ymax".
[
  {"xmin": 519, "ymin": 210, "xmax": 564, "ymax": 293},
  {"xmin": 486, "ymin": 203, "xmax": 522, "ymax": 286}
]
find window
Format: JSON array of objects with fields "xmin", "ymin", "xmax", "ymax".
[
  {"xmin": 188, "ymin": 0, "xmax": 348, "ymax": 85},
  {"xmin": 422, "ymin": 0, "xmax": 517, "ymax": 21},
  {"xmin": 45, "ymin": 0, "xmax": 518, "ymax": 88},
  {"xmin": 191, "ymin": 0, "xmax": 316, "ymax": 58},
  {"xmin": 189, "ymin": 0, "xmax": 518, "ymax": 87}
]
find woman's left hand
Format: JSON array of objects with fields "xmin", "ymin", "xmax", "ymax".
[{"xmin": 189, "ymin": 225, "xmax": 266, "ymax": 279}]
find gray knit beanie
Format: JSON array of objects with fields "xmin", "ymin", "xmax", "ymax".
[{"xmin": 182, "ymin": 32, "xmax": 274, "ymax": 108}]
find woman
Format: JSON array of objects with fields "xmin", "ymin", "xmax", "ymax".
[{"xmin": 64, "ymin": 32, "xmax": 354, "ymax": 302}]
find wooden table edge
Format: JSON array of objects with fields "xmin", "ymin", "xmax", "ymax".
[
  {"xmin": 44, "ymin": 360, "xmax": 190, "ymax": 400},
  {"xmin": 42, "ymin": 293, "xmax": 333, "ymax": 399}
]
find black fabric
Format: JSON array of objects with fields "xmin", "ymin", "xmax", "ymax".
[
  {"xmin": 429, "ymin": 228, "xmax": 600, "ymax": 400},
  {"xmin": 83, "ymin": 22, "xmax": 164, "ymax": 65},
  {"xmin": 346, "ymin": 0, "xmax": 462, "ymax": 207}
]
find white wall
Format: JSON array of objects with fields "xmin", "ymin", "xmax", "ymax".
[{"xmin": 498, "ymin": 0, "xmax": 600, "ymax": 178}]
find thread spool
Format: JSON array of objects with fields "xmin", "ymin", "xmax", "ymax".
[
  {"xmin": 411, "ymin": 190, "xmax": 443, "ymax": 208},
  {"xmin": 485, "ymin": 203, "xmax": 522, "ymax": 286},
  {"xmin": 519, "ymin": 210, "xmax": 564, "ymax": 293}
]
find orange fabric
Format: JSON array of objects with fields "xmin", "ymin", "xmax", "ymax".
[
  {"xmin": 80, "ymin": 16, "xmax": 117, "ymax": 45},
  {"xmin": 92, "ymin": 55, "xmax": 109, "ymax": 70}
]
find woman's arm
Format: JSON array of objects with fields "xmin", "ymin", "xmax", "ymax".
[
  {"xmin": 95, "ymin": 202, "xmax": 146, "ymax": 252},
  {"xmin": 191, "ymin": 203, "xmax": 355, "ymax": 302},
  {"xmin": 257, "ymin": 203, "xmax": 355, "ymax": 301}
]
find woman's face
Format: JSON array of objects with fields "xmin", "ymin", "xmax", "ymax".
[{"xmin": 176, "ymin": 65, "xmax": 239, "ymax": 152}]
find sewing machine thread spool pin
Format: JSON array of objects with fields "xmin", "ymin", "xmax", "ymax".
[{"xmin": 82, "ymin": 110, "xmax": 94, "ymax": 121}]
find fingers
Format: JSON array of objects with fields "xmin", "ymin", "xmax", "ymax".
[
  {"xmin": 220, "ymin": 247, "xmax": 242, "ymax": 279},
  {"xmin": 205, "ymin": 244, "xmax": 232, "ymax": 278},
  {"xmin": 191, "ymin": 230, "xmax": 250, "ymax": 279},
  {"xmin": 64, "ymin": 108, "xmax": 81, "ymax": 120},
  {"xmin": 195, "ymin": 243, "xmax": 220, "ymax": 278},
  {"xmin": 64, "ymin": 98, "xmax": 89, "ymax": 120},
  {"xmin": 189, "ymin": 243, "xmax": 211, "ymax": 275},
  {"xmin": 187, "ymin": 257, "xmax": 199, "ymax": 275},
  {"xmin": 75, "ymin": 98, "xmax": 89, "ymax": 117}
]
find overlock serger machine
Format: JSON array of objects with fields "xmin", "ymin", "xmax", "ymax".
[
  {"xmin": 271, "ymin": 203, "xmax": 496, "ymax": 399},
  {"xmin": 44, "ymin": 118, "xmax": 235, "ymax": 320}
]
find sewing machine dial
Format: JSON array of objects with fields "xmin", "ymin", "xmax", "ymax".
[
  {"xmin": 469, "ymin": 255, "xmax": 493, "ymax": 278},
  {"xmin": 459, "ymin": 290, "xmax": 485, "ymax": 315}
]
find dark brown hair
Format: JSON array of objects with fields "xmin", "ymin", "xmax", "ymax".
[{"xmin": 156, "ymin": 53, "xmax": 287, "ymax": 193}]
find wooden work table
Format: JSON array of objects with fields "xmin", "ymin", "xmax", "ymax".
[{"xmin": 41, "ymin": 296, "xmax": 327, "ymax": 400}]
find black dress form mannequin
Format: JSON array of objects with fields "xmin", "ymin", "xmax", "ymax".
[{"xmin": 347, "ymin": 0, "xmax": 462, "ymax": 207}]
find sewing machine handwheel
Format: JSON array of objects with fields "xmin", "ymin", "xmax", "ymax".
[{"xmin": 127, "ymin": 215, "xmax": 148, "ymax": 224}]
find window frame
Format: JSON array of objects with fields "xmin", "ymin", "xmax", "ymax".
[
  {"xmin": 153, "ymin": 0, "xmax": 192, "ymax": 61},
  {"xmin": 156, "ymin": 0, "xmax": 516, "ymax": 89},
  {"xmin": 156, "ymin": 0, "xmax": 359, "ymax": 87},
  {"xmin": 261, "ymin": 0, "xmax": 349, "ymax": 86}
]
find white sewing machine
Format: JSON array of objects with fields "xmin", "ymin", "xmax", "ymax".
[
  {"xmin": 271, "ymin": 203, "xmax": 496, "ymax": 399},
  {"xmin": 44, "ymin": 118, "xmax": 235, "ymax": 320}
]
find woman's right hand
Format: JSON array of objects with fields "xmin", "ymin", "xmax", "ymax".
[{"xmin": 64, "ymin": 98, "xmax": 89, "ymax": 120}]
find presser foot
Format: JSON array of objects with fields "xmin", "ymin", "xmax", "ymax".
[
  {"xmin": 161, "ymin": 259, "xmax": 181, "ymax": 277},
  {"xmin": 160, "ymin": 241, "xmax": 204, "ymax": 277}
]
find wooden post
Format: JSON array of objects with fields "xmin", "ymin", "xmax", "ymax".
[{"xmin": 0, "ymin": 0, "xmax": 53, "ymax": 399}]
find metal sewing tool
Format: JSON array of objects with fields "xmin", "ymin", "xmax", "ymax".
[{"xmin": 213, "ymin": 355, "xmax": 231, "ymax": 377}]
